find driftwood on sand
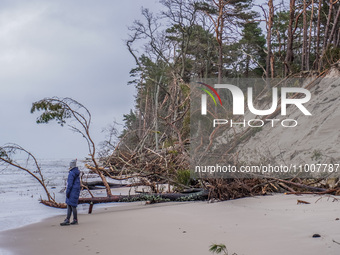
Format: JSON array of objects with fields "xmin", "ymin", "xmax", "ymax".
[{"xmin": 40, "ymin": 189, "xmax": 209, "ymax": 209}]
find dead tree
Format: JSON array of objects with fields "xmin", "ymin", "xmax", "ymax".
[
  {"xmin": 0, "ymin": 143, "xmax": 64, "ymax": 207},
  {"xmin": 31, "ymin": 97, "xmax": 113, "ymax": 197},
  {"xmin": 78, "ymin": 189, "xmax": 209, "ymax": 204}
]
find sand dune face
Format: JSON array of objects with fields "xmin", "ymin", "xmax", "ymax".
[{"xmin": 236, "ymin": 70, "xmax": 340, "ymax": 176}]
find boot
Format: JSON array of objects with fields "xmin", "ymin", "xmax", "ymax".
[
  {"xmin": 70, "ymin": 219, "xmax": 78, "ymax": 225},
  {"xmin": 60, "ymin": 219, "xmax": 70, "ymax": 226}
]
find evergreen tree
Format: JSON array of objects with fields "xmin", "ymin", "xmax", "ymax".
[{"xmin": 239, "ymin": 22, "xmax": 266, "ymax": 77}]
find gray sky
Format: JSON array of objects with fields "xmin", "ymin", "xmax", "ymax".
[{"xmin": 0, "ymin": 0, "xmax": 161, "ymax": 159}]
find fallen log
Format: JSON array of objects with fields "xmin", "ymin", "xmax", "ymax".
[
  {"xmin": 40, "ymin": 200, "xmax": 67, "ymax": 208},
  {"xmin": 284, "ymin": 189, "xmax": 339, "ymax": 195},
  {"xmin": 265, "ymin": 177, "xmax": 328, "ymax": 192},
  {"xmin": 40, "ymin": 190, "xmax": 209, "ymax": 208},
  {"xmin": 82, "ymin": 180, "xmax": 127, "ymax": 190},
  {"xmin": 181, "ymin": 188, "xmax": 205, "ymax": 193},
  {"xmin": 78, "ymin": 189, "xmax": 209, "ymax": 204}
]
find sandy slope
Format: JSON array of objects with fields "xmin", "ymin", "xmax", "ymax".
[
  {"xmin": 1, "ymin": 194, "xmax": 340, "ymax": 255},
  {"xmin": 238, "ymin": 68, "xmax": 340, "ymax": 168}
]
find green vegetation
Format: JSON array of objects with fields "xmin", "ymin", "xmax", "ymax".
[
  {"xmin": 209, "ymin": 243, "xmax": 238, "ymax": 255},
  {"xmin": 120, "ymin": 194, "xmax": 171, "ymax": 203},
  {"xmin": 108, "ymin": 0, "xmax": 340, "ymax": 201},
  {"xmin": 121, "ymin": 0, "xmax": 340, "ymax": 152},
  {"xmin": 175, "ymin": 169, "xmax": 191, "ymax": 187},
  {"xmin": 311, "ymin": 150, "xmax": 323, "ymax": 161}
]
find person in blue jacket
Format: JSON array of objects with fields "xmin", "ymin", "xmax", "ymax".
[{"xmin": 60, "ymin": 159, "xmax": 81, "ymax": 226}]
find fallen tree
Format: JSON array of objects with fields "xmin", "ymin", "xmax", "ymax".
[
  {"xmin": 79, "ymin": 189, "xmax": 209, "ymax": 203},
  {"xmin": 0, "ymin": 143, "xmax": 65, "ymax": 208},
  {"xmin": 39, "ymin": 177, "xmax": 340, "ymax": 209},
  {"xmin": 40, "ymin": 189, "xmax": 209, "ymax": 208},
  {"xmin": 82, "ymin": 180, "xmax": 127, "ymax": 190}
]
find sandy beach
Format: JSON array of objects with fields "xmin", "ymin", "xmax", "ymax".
[{"xmin": 1, "ymin": 194, "xmax": 340, "ymax": 255}]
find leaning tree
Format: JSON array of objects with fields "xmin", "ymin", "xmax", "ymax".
[{"xmin": 31, "ymin": 97, "xmax": 113, "ymax": 197}]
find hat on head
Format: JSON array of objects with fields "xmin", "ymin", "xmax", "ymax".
[{"xmin": 70, "ymin": 159, "xmax": 77, "ymax": 169}]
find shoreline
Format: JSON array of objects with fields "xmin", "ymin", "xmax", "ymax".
[
  {"xmin": 1, "ymin": 194, "xmax": 340, "ymax": 255},
  {"xmin": 0, "ymin": 182, "xmax": 134, "ymax": 232}
]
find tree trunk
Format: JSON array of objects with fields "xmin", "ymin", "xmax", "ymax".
[
  {"xmin": 78, "ymin": 190, "xmax": 209, "ymax": 204},
  {"xmin": 302, "ymin": 0, "xmax": 308, "ymax": 71},
  {"xmin": 82, "ymin": 180, "xmax": 127, "ymax": 190},
  {"xmin": 266, "ymin": 0, "xmax": 274, "ymax": 79},
  {"xmin": 218, "ymin": 43, "xmax": 223, "ymax": 83},
  {"xmin": 323, "ymin": 0, "xmax": 334, "ymax": 48},
  {"xmin": 217, "ymin": 0, "xmax": 225, "ymax": 83},
  {"xmin": 314, "ymin": 0, "xmax": 322, "ymax": 70},
  {"xmin": 155, "ymin": 76, "xmax": 162, "ymax": 151},
  {"xmin": 245, "ymin": 54, "xmax": 250, "ymax": 78},
  {"xmin": 328, "ymin": 5, "xmax": 340, "ymax": 47},
  {"xmin": 285, "ymin": 0, "xmax": 296, "ymax": 76},
  {"xmin": 92, "ymin": 161, "xmax": 112, "ymax": 197},
  {"xmin": 320, "ymin": 0, "xmax": 335, "ymax": 69},
  {"xmin": 144, "ymin": 87, "xmax": 149, "ymax": 135},
  {"xmin": 307, "ymin": 0, "xmax": 314, "ymax": 71}
]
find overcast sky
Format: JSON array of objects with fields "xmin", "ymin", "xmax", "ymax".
[{"xmin": 0, "ymin": 0, "xmax": 162, "ymax": 159}]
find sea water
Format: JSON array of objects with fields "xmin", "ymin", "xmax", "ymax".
[
  {"xmin": 0, "ymin": 158, "xmax": 126, "ymax": 255},
  {"xmin": 0, "ymin": 159, "xmax": 70, "ymax": 254},
  {"xmin": 0, "ymin": 158, "xmax": 121, "ymax": 233},
  {"xmin": 0, "ymin": 159, "xmax": 70, "ymax": 232}
]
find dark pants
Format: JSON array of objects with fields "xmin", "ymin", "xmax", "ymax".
[{"xmin": 66, "ymin": 205, "xmax": 78, "ymax": 221}]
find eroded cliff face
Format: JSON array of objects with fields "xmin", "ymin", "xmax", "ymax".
[{"xmin": 236, "ymin": 64, "xmax": 340, "ymax": 167}]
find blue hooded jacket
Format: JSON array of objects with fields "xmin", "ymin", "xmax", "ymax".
[{"xmin": 66, "ymin": 167, "xmax": 81, "ymax": 207}]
